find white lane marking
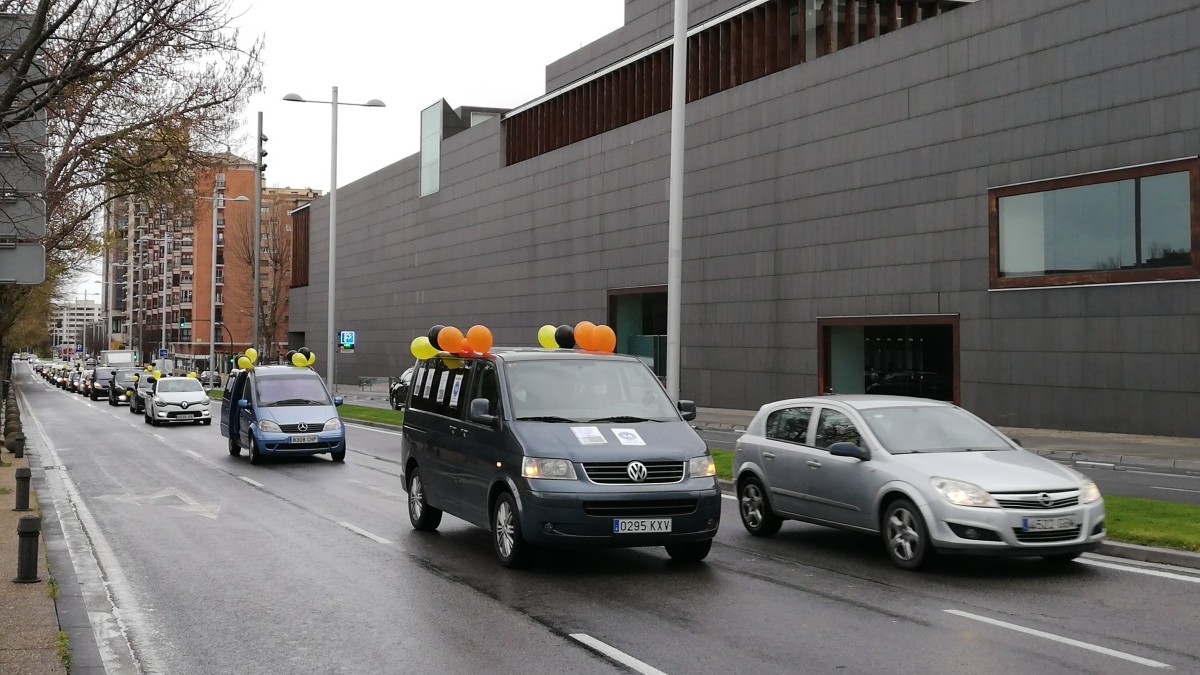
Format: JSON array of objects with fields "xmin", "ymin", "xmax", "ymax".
[
  {"xmin": 1076, "ymin": 461, "xmax": 1116, "ymax": 468},
  {"xmin": 347, "ymin": 478, "xmax": 406, "ymax": 499},
  {"xmin": 345, "ymin": 423, "xmax": 403, "ymax": 437},
  {"xmin": 152, "ymin": 433, "xmax": 165, "ymax": 441},
  {"xmin": 721, "ymin": 493, "xmax": 737, "ymax": 501},
  {"xmin": 239, "ymin": 476, "xmax": 264, "ymax": 488},
  {"xmin": 1078, "ymin": 557, "xmax": 1200, "ymax": 583},
  {"xmin": 185, "ymin": 450, "xmax": 202, "ymax": 459},
  {"xmin": 337, "ymin": 521, "xmax": 392, "ymax": 545},
  {"xmin": 1149, "ymin": 486, "xmax": 1200, "ymax": 494},
  {"xmin": 944, "ymin": 610, "xmax": 1172, "ymax": 670},
  {"xmin": 569, "ymin": 634, "xmax": 670, "ymax": 675}
]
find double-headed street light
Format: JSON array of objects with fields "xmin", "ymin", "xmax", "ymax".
[{"xmin": 283, "ymin": 87, "xmax": 385, "ymax": 387}]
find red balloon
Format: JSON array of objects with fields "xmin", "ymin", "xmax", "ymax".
[
  {"xmin": 466, "ymin": 325, "xmax": 493, "ymax": 354},
  {"xmin": 574, "ymin": 321, "xmax": 596, "ymax": 350},
  {"xmin": 592, "ymin": 325, "xmax": 617, "ymax": 353},
  {"xmin": 437, "ymin": 326, "xmax": 464, "ymax": 352}
]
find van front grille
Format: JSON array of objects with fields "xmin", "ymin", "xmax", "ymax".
[
  {"xmin": 582, "ymin": 461, "xmax": 684, "ymax": 484},
  {"xmin": 582, "ymin": 500, "xmax": 697, "ymax": 517}
]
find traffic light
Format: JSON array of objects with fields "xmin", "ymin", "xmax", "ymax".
[
  {"xmin": 257, "ymin": 128, "xmax": 268, "ymax": 175},
  {"xmin": 179, "ymin": 321, "xmax": 185, "ymax": 329}
]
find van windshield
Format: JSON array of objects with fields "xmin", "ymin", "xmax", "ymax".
[
  {"xmin": 256, "ymin": 375, "xmax": 331, "ymax": 406},
  {"xmin": 506, "ymin": 359, "xmax": 679, "ymax": 422}
]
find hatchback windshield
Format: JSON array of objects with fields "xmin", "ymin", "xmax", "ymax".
[
  {"xmin": 157, "ymin": 379, "xmax": 204, "ymax": 394},
  {"xmin": 94, "ymin": 370, "xmax": 114, "ymax": 382},
  {"xmin": 114, "ymin": 370, "xmax": 138, "ymax": 385},
  {"xmin": 256, "ymin": 375, "xmax": 331, "ymax": 406},
  {"xmin": 860, "ymin": 406, "xmax": 1013, "ymax": 454},
  {"xmin": 505, "ymin": 358, "xmax": 679, "ymax": 422}
]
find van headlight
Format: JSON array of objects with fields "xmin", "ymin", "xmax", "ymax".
[
  {"xmin": 259, "ymin": 420, "xmax": 282, "ymax": 433},
  {"xmin": 323, "ymin": 418, "xmax": 342, "ymax": 431},
  {"xmin": 522, "ymin": 457, "xmax": 577, "ymax": 480},
  {"xmin": 931, "ymin": 477, "xmax": 998, "ymax": 508},
  {"xmin": 689, "ymin": 455, "xmax": 716, "ymax": 478},
  {"xmin": 1081, "ymin": 481, "xmax": 1102, "ymax": 504}
]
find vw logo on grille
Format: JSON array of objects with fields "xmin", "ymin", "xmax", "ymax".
[
  {"xmin": 627, "ymin": 461, "xmax": 648, "ymax": 483},
  {"xmin": 1038, "ymin": 492, "xmax": 1053, "ymax": 507},
  {"xmin": 181, "ymin": 401, "xmax": 189, "ymax": 409},
  {"xmin": 297, "ymin": 423, "xmax": 309, "ymax": 432}
]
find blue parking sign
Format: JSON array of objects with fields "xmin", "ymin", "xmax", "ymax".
[{"xmin": 339, "ymin": 331, "xmax": 356, "ymax": 352}]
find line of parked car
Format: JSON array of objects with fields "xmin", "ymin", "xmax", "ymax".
[{"xmin": 34, "ymin": 359, "xmax": 213, "ymax": 425}]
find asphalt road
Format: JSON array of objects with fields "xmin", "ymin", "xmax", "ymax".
[
  {"xmin": 17, "ymin": 364, "xmax": 1200, "ymax": 674},
  {"xmin": 697, "ymin": 428, "xmax": 1200, "ymax": 506}
]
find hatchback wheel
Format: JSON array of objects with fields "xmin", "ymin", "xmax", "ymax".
[
  {"xmin": 492, "ymin": 491, "xmax": 534, "ymax": 568},
  {"xmin": 738, "ymin": 476, "xmax": 782, "ymax": 537},
  {"xmin": 407, "ymin": 469, "xmax": 442, "ymax": 531},
  {"xmin": 665, "ymin": 540, "xmax": 712, "ymax": 563},
  {"xmin": 883, "ymin": 498, "xmax": 935, "ymax": 570}
]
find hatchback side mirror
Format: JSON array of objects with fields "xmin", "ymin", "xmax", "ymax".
[
  {"xmin": 469, "ymin": 398, "xmax": 497, "ymax": 426},
  {"xmin": 829, "ymin": 442, "xmax": 870, "ymax": 461},
  {"xmin": 678, "ymin": 399, "xmax": 697, "ymax": 422}
]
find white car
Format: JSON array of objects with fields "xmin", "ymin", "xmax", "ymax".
[{"xmin": 145, "ymin": 377, "xmax": 212, "ymax": 426}]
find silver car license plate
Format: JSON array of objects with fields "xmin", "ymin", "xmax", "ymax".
[
  {"xmin": 291, "ymin": 434, "xmax": 319, "ymax": 443},
  {"xmin": 1022, "ymin": 515, "xmax": 1077, "ymax": 531},
  {"xmin": 613, "ymin": 518, "xmax": 672, "ymax": 534}
]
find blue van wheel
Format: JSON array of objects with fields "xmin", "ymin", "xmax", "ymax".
[
  {"xmin": 330, "ymin": 450, "xmax": 346, "ymax": 463},
  {"xmin": 248, "ymin": 436, "xmax": 263, "ymax": 465},
  {"xmin": 492, "ymin": 492, "xmax": 534, "ymax": 568},
  {"xmin": 407, "ymin": 469, "xmax": 442, "ymax": 531}
]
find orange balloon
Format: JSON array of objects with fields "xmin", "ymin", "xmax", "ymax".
[
  {"xmin": 574, "ymin": 321, "xmax": 596, "ymax": 350},
  {"xmin": 466, "ymin": 325, "xmax": 493, "ymax": 354},
  {"xmin": 593, "ymin": 324, "xmax": 616, "ymax": 352},
  {"xmin": 460, "ymin": 337, "xmax": 473, "ymax": 354},
  {"xmin": 437, "ymin": 326, "xmax": 464, "ymax": 352}
]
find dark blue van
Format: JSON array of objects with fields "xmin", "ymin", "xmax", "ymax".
[
  {"xmin": 221, "ymin": 366, "xmax": 347, "ymax": 464},
  {"xmin": 400, "ymin": 348, "xmax": 721, "ymax": 567}
]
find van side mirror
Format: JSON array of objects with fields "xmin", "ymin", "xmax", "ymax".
[
  {"xmin": 829, "ymin": 442, "xmax": 870, "ymax": 461},
  {"xmin": 238, "ymin": 399, "xmax": 249, "ymax": 409},
  {"xmin": 334, "ymin": 396, "xmax": 344, "ymax": 407},
  {"xmin": 468, "ymin": 398, "xmax": 497, "ymax": 426},
  {"xmin": 678, "ymin": 399, "xmax": 697, "ymax": 422}
]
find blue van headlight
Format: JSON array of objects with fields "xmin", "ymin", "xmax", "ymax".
[
  {"xmin": 259, "ymin": 420, "xmax": 282, "ymax": 433},
  {"xmin": 323, "ymin": 418, "xmax": 343, "ymax": 431},
  {"xmin": 522, "ymin": 457, "xmax": 577, "ymax": 480}
]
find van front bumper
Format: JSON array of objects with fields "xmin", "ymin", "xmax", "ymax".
[
  {"xmin": 256, "ymin": 429, "xmax": 346, "ymax": 456},
  {"xmin": 518, "ymin": 481, "xmax": 722, "ymax": 547}
]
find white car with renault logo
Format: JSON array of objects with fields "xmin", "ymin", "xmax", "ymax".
[
  {"xmin": 400, "ymin": 345, "xmax": 721, "ymax": 568},
  {"xmin": 144, "ymin": 376, "xmax": 212, "ymax": 426}
]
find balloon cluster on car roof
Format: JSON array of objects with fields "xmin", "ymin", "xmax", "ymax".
[
  {"xmin": 537, "ymin": 321, "xmax": 616, "ymax": 352},
  {"xmin": 286, "ymin": 347, "xmax": 317, "ymax": 368},
  {"xmin": 411, "ymin": 324, "xmax": 494, "ymax": 360}
]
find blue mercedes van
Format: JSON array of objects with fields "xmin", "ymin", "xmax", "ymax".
[
  {"xmin": 221, "ymin": 366, "xmax": 347, "ymax": 464},
  {"xmin": 400, "ymin": 348, "xmax": 721, "ymax": 567}
]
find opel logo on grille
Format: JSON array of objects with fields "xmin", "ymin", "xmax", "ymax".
[
  {"xmin": 1038, "ymin": 492, "xmax": 1053, "ymax": 507},
  {"xmin": 627, "ymin": 461, "xmax": 648, "ymax": 483},
  {"xmin": 297, "ymin": 423, "xmax": 309, "ymax": 432}
]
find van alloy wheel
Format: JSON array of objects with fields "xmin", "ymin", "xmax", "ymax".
[
  {"xmin": 407, "ymin": 470, "xmax": 441, "ymax": 530},
  {"xmin": 492, "ymin": 492, "xmax": 533, "ymax": 568}
]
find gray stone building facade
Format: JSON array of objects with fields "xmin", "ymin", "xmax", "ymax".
[{"xmin": 290, "ymin": 0, "xmax": 1200, "ymax": 437}]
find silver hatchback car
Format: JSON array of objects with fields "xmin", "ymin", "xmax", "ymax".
[{"xmin": 734, "ymin": 395, "xmax": 1106, "ymax": 569}]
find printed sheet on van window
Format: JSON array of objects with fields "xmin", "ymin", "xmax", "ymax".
[{"xmin": 571, "ymin": 426, "xmax": 607, "ymax": 444}]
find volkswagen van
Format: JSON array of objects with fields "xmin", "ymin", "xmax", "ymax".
[
  {"xmin": 400, "ymin": 348, "xmax": 721, "ymax": 567},
  {"xmin": 220, "ymin": 366, "xmax": 347, "ymax": 464}
]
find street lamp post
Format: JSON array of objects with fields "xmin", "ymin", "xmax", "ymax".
[
  {"xmin": 283, "ymin": 87, "xmax": 385, "ymax": 388},
  {"xmin": 203, "ymin": 191, "xmax": 249, "ymax": 389}
]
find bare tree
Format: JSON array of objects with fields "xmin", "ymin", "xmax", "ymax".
[
  {"xmin": 228, "ymin": 196, "xmax": 294, "ymax": 361},
  {"xmin": 0, "ymin": 0, "xmax": 262, "ymax": 358}
]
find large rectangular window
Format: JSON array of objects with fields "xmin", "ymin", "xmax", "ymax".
[
  {"xmin": 990, "ymin": 158, "xmax": 1199, "ymax": 288},
  {"xmin": 420, "ymin": 101, "xmax": 442, "ymax": 197}
]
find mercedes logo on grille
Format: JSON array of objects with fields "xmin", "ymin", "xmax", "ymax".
[
  {"xmin": 181, "ymin": 401, "xmax": 189, "ymax": 409},
  {"xmin": 1038, "ymin": 492, "xmax": 1053, "ymax": 507},
  {"xmin": 627, "ymin": 461, "xmax": 648, "ymax": 483},
  {"xmin": 297, "ymin": 423, "xmax": 309, "ymax": 432}
]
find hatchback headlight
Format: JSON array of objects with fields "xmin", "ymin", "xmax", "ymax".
[
  {"xmin": 1081, "ymin": 481, "xmax": 1102, "ymax": 504},
  {"xmin": 153, "ymin": 398, "xmax": 165, "ymax": 406},
  {"xmin": 689, "ymin": 455, "xmax": 716, "ymax": 478},
  {"xmin": 931, "ymin": 477, "xmax": 998, "ymax": 508},
  {"xmin": 323, "ymin": 418, "xmax": 342, "ymax": 431},
  {"xmin": 522, "ymin": 457, "xmax": 577, "ymax": 480},
  {"xmin": 259, "ymin": 420, "xmax": 282, "ymax": 433}
]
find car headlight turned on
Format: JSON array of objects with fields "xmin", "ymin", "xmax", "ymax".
[
  {"xmin": 522, "ymin": 457, "xmax": 577, "ymax": 480},
  {"xmin": 1081, "ymin": 480, "xmax": 1102, "ymax": 504},
  {"xmin": 323, "ymin": 418, "xmax": 342, "ymax": 431},
  {"xmin": 259, "ymin": 420, "xmax": 282, "ymax": 433},
  {"xmin": 931, "ymin": 477, "xmax": 999, "ymax": 508},
  {"xmin": 689, "ymin": 455, "xmax": 716, "ymax": 478}
]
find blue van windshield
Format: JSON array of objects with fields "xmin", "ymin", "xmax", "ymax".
[
  {"xmin": 255, "ymin": 374, "xmax": 332, "ymax": 406},
  {"xmin": 506, "ymin": 359, "xmax": 679, "ymax": 422}
]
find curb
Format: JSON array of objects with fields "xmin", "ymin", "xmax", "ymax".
[{"xmin": 1034, "ymin": 449, "xmax": 1200, "ymax": 474}]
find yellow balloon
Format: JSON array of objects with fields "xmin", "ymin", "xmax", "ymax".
[
  {"xmin": 237, "ymin": 356, "xmax": 252, "ymax": 370},
  {"xmin": 187, "ymin": 372, "xmax": 198, "ymax": 378},
  {"xmin": 305, "ymin": 353, "xmax": 317, "ymax": 366},
  {"xmin": 537, "ymin": 325, "xmax": 558, "ymax": 349},
  {"xmin": 153, "ymin": 370, "xmax": 162, "ymax": 379},
  {"xmin": 411, "ymin": 336, "xmax": 438, "ymax": 360},
  {"xmin": 245, "ymin": 348, "xmax": 258, "ymax": 364},
  {"xmin": 292, "ymin": 352, "xmax": 307, "ymax": 367}
]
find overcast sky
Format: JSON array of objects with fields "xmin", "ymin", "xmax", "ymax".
[{"xmin": 73, "ymin": 0, "xmax": 625, "ymax": 299}]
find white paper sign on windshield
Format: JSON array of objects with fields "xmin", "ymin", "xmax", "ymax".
[
  {"xmin": 612, "ymin": 428, "xmax": 645, "ymax": 446},
  {"xmin": 449, "ymin": 374, "xmax": 464, "ymax": 408},
  {"xmin": 571, "ymin": 426, "xmax": 607, "ymax": 445}
]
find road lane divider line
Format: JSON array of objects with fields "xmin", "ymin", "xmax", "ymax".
[
  {"xmin": 569, "ymin": 634, "xmax": 669, "ymax": 675},
  {"xmin": 943, "ymin": 610, "xmax": 1172, "ymax": 669},
  {"xmin": 1148, "ymin": 486, "xmax": 1200, "ymax": 494},
  {"xmin": 347, "ymin": 478, "xmax": 405, "ymax": 499},
  {"xmin": 185, "ymin": 450, "xmax": 202, "ymax": 459},
  {"xmin": 239, "ymin": 477, "xmax": 264, "ymax": 488},
  {"xmin": 345, "ymin": 423, "xmax": 404, "ymax": 437},
  {"xmin": 337, "ymin": 522, "xmax": 392, "ymax": 545},
  {"xmin": 152, "ymin": 433, "xmax": 165, "ymax": 441},
  {"xmin": 1078, "ymin": 557, "xmax": 1200, "ymax": 583}
]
